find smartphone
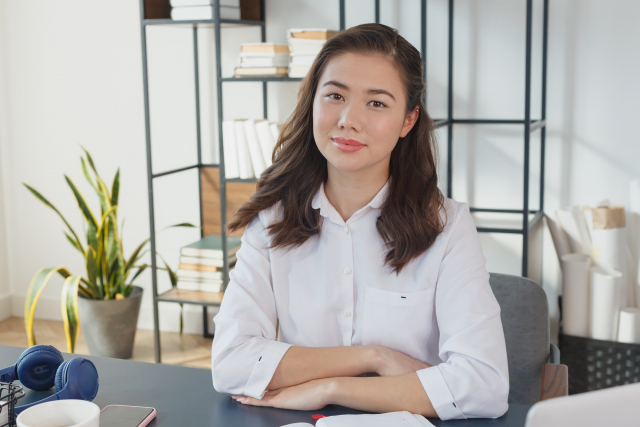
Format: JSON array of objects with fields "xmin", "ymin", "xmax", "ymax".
[{"xmin": 100, "ymin": 405, "xmax": 156, "ymax": 427}]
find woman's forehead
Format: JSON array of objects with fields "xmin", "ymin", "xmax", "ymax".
[{"xmin": 318, "ymin": 52, "xmax": 404, "ymax": 95}]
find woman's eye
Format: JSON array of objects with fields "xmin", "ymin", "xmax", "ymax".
[
  {"xmin": 328, "ymin": 93, "xmax": 343, "ymax": 101},
  {"xmin": 369, "ymin": 100, "xmax": 386, "ymax": 108}
]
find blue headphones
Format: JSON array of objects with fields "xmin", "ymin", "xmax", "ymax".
[{"xmin": 0, "ymin": 344, "xmax": 99, "ymax": 414}]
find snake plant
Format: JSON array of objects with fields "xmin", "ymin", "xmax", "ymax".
[{"xmin": 23, "ymin": 147, "xmax": 194, "ymax": 353}]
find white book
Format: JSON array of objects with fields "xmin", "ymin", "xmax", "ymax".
[
  {"xmin": 176, "ymin": 280, "xmax": 200, "ymax": 291},
  {"xmin": 177, "ymin": 276, "xmax": 223, "ymax": 285},
  {"xmin": 239, "ymin": 55, "xmax": 290, "ymax": 68},
  {"xmin": 288, "ymin": 64, "xmax": 312, "ymax": 78},
  {"xmin": 199, "ymin": 282, "xmax": 223, "ymax": 293},
  {"xmin": 170, "ymin": 5, "xmax": 240, "ymax": 21},
  {"xmin": 270, "ymin": 122, "xmax": 281, "ymax": 143},
  {"xmin": 243, "ymin": 119, "xmax": 266, "ymax": 177},
  {"xmin": 222, "ymin": 120, "xmax": 240, "ymax": 179},
  {"xmin": 177, "ymin": 268, "xmax": 224, "ymax": 280},
  {"xmin": 289, "ymin": 54, "xmax": 317, "ymax": 66},
  {"xmin": 180, "ymin": 255, "xmax": 237, "ymax": 267},
  {"xmin": 287, "ymin": 38, "xmax": 326, "ymax": 55},
  {"xmin": 255, "ymin": 120, "xmax": 274, "ymax": 167},
  {"xmin": 170, "ymin": 0, "xmax": 239, "ymax": 6},
  {"xmin": 234, "ymin": 120, "xmax": 255, "ymax": 179},
  {"xmin": 239, "ymin": 51, "xmax": 290, "ymax": 58},
  {"xmin": 280, "ymin": 411, "xmax": 434, "ymax": 427}
]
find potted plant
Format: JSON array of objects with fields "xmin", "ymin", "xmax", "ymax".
[{"xmin": 23, "ymin": 148, "xmax": 192, "ymax": 358}]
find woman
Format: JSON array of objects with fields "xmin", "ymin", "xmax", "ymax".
[{"xmin": 211, "ymin": 23, "xmax": 509, "ymax": 420}]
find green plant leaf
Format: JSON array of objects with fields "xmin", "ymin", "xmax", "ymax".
[
  {"xmin": 23, "ymin": 183, "xmax": 84, "ymax": 253},
  {"xmin": 86, "ymin": 246, "xmax": 97, "ymax": 288},
  {"xmin": 111, "ymin": 168, "xmax": 120, "ymax": 208},
  {"xmin": 128, "ymin": 264, "xmax": 148, "ymax": 285},
  {"xmin": 65, "ymin": 232, "xmax": 84, "ymax": 254},
  {"xmin": 61, "ymin": 275, "xmax": 82, "ymax": 353},
  {"xmin": 25, "ymin": 267, "xmax": 71, "ymax": 346},
  {"xmin": 65, "ymin": 175, "xmax": 98, "ymax": 231}
]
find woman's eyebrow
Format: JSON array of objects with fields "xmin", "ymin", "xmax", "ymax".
[{"xmin": 322, "ymin": 80, "xmax": 396, "ymax": 101}]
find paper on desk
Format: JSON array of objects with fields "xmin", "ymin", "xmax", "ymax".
[{"xmin": 281, "ymin": 411, "xmax": 434, "ymax": 427}]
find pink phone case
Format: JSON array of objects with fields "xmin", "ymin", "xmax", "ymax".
[{"xmin": 100, "ymin": 405, "xmax": 157, "ymax": 427}]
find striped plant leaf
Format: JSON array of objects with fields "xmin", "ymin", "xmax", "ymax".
[
  {"xmin": 111, "ymin": 168, "xmax": 120, "ymax": 208},
  {"xmin": 61, "ymin": 275, "xmax": 82, "ymax": 353},
  {"xmin": 65, "ymin": 176, "xmax": 97, "ymax": 230},
  {"xmin": 23, "ymin": 183, "xmax": 84, "ymax": 253},
  {"xmin": 25, "ymin": 267, "xmax": 71, "ymax": 346}
]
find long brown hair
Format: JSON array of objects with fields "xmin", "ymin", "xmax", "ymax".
[{"xmin": 229, "ymin": 23, "xmax": 446, "ymax": 274}]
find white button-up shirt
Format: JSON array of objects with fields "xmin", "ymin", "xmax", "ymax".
[{"xmin": 211, "ymin": 181, "xmax": 509, "ymax": 420}]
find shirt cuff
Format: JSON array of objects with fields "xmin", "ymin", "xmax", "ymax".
[
  {"xmin": 416, "ymin": 365, "xmax": 466, "ymax": 420},
  {"xmin": 243, "ymin": 340, "xmax": 293, "ymax": 399}
]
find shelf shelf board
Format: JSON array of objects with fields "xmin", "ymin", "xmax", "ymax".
[
  {"xmin": 225, "ymin": 177, "xmax": 258, "ymax": 183},
  {"xmin": 158, "ymin": 288, "xmax": 224, "ymax": 306},
  {"xmin": 144, "ymin": 18, "xmax": 264, "ymax": 27},
  {"xmin": 221, "ymin": 76, "xmax": 303, "ymax": 83}
]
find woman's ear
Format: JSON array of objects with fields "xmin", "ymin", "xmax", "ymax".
[{"xmin": 400, "ymin": 107, "xmax": 419, "ymax": 138}]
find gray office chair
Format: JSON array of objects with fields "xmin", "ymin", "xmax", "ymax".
[{"xmin": 489, "ymin": 273, "xmax": 568, "ymax": 405}]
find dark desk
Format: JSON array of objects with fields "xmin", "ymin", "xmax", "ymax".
[{"xmin": 0, "ymin": 345, "xmax": 530, "ymax": 426}]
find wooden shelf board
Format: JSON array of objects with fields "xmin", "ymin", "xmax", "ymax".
[{"xmin": 158, "ymin": 288, "xmax": 224, "ymax": 306}]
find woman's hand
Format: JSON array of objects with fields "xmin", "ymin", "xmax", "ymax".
[
  {"xmin": 370, "ymin": 345, "xmax": 431, "ymax": 376},
  {"xmin": 231, "ymin": 378, "xmax": 334, "ymax": 411}
]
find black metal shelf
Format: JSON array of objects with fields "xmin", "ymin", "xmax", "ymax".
[
  {"xmin": 139, "ymin": 0, "xmax": 548, "ymax": 363},
  {"xmin": 143, "ymin": 18, "xmax": 264, "ymax": 27}
]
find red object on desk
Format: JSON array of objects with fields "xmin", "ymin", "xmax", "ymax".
[{"xmin": 312, "ymin": 414, "xmax": 326, "ymax": 419}]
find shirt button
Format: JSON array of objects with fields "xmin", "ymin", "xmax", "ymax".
[
  {"xmin": 343, "ymin": 227, "xmax": 349, "ymax": 234},
  {"xmin": 344, "ymin": 310, "xmax": 351, "ymax": 317},
  {"xmin": 344, "ymin": 268, "xmax": 351, "ymax": 275}
]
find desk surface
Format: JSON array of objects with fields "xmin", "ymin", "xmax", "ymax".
[{"xmin": 0, "ymin": 345, "xmax": 530, "ymax": 426}]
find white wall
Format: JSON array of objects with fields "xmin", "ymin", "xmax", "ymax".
[{"xmin": 0, "ymin": 0, "xmax": 638, "ymax": 338}]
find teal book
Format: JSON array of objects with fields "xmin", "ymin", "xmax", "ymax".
[{"xmin": 180, "ymin": 235, "xmax": 242, "ymax": 260}]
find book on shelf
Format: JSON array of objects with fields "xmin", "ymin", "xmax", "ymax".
[
  {"xmin": 243, "ymin": 119, "xmax": 266, "ymax": 176},
  {"xmin": 177, "ymin": 268, "xmax": 236, "ymax": 281},
  {"xmin": 181, "ymin": 235, "xmax": 242, "ymax": 259},
  {"xmin": 170, "ymin": 5, "xmax": 240, "ymax": 20},
  {"xmin": 238, "ymin": 53, "xmax": 290, "ymax": 68},
  {"xmin": 176, "ymin": 280, "xmax": 223, "ymax": 293},
  {"xmin": 254, "ymin": 119, "xmax": 275, "ymax": 167},
  {"xmin": 240, "ymin": 43, "xmax": 290, "ymax": 54},
  {"xmin": 233, "ymin": 66, "xmax": 288, "ymax": 77},
  {"xmin": 234, "ymin": 120, "xmax": 255, "ymax": 179},
  {"xmin": 289, "ymin": 54, "xmax": 318, "ymax": 66},
  {"xmin": 170, "ymin": 0, "xmax": 239, "ymax": 6},
  {"xmin": 222, "ymin": 120, "xmax": 240, "ymax": 179},
  {"xmin": 179, "ymin": 262, "xmax": 222, "ymax": 272},
  {"xmin": 288, "ymin": 28, "xmax": 339, "ymax": 40},
  {"xmin": 180, "ymin": 255, "xmax": 237, "ymax": 267},
  {"xmin": 288, "ymin": 64, "xmax": 312, "ymax": 78}
]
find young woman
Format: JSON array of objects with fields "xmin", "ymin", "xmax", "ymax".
[{"xmin": 211, "ymin": 23, "xmax": 509, "ymax": 420}]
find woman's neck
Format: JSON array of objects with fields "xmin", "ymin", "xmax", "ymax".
[{"xmin": 323, "ymin": 162, "xmax": 390, "ymax": 223}]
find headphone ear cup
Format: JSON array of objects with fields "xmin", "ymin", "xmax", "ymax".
[
  {"xmin": 16, "ymin": 345, "xmax": 64, "ymax": 391},
  {"xmin": 54, "ymin": 360, "xmax": 71, "ymax": 393}
]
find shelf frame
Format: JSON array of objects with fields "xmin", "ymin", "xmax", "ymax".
[{"xmin": 139, "ymin": 0, "xmax": 548, "ymax": 363}]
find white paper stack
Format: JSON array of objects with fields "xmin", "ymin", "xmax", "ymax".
[
  {"xmin": 235, "ymin": 43, "xmax": 290, "ymax": 77},
  {"xmin": 561, "ymin": 254, "xmax": 591, "ymax": 337},
  {"xmin": 287, "ymin": 28, "xmax": 338, "ymax": 77},
  {"xmin": 170, "ymin": 0, "xmax": 241, "ymax": 21}
]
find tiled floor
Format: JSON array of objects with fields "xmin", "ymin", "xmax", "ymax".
[{"xmin": 0, "ymin": 317, "xmax": 213, "ymax": 369}]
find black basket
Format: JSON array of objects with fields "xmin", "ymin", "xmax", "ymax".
[
  {"xmin": 0, "ymin": 383, "xmax": 24, "ymax": 427},
  {"xmin": 559, "ymin": 332, "xmax": 640, "ymax": 394}
]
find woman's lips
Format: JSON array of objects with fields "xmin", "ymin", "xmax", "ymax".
[{"xmin": 332, "ymin": 137, "xmax": 366, "ymax": 153}]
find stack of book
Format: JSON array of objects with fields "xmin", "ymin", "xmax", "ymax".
[
  {"xmin": 234, "ymin": 43, "xmax": 290, "ymax": 77},
  {"xmin": 170, "ymin": 0, "xmax": 241, "ymax": 21},
  {"xmin": 177, "ymin": 235, "xmax": 241, "ymax": 293},
  {"xmin": 287, "ymin": 29, "xmax": 338, "ymax": 78},
  {"xmin": 222, "ymin": 119, "xmax": 282, "ymax": 179}
]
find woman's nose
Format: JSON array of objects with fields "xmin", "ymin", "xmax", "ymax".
[{"xmin": 337, "ymin": 102, "xmax": 363, "ymax": 132}]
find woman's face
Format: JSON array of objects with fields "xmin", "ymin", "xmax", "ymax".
[{"xmin": 312, "ymin": 52, "xmax": 418, "ymax": 176}]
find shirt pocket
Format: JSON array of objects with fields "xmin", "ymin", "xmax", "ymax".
[{"xmin": 362, "ymin": 286, "xmax": 436, "ymax": 361}]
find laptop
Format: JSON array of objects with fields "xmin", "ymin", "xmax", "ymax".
[{"xmin": 525, "ymin": 382, "xmax": 640, "ymax": 427}]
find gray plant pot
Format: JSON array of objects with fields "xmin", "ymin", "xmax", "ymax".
[{"xmin": 77, "ymin": 286, "xmax": 143, "ymax": 359}]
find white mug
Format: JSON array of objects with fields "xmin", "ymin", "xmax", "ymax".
[{"xmin": 16, "ymin": 399, "xmax": 100, "ymax": 427}]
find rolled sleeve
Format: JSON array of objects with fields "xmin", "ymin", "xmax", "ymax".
[
  {"xmin": 417, "ymin": 365, "xmax": 465, "ymax": 420},
  {"xmin": 211, "ymin": 212, "xmax": 291, "ymax": 399},
  {"xmin": 427, "ymin": 202, "xmax": 509, "ymax": 419}
]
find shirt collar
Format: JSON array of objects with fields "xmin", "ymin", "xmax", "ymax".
[{"xmin": 311, "ymin": 180, "xmax": 390, "ymax": 219}]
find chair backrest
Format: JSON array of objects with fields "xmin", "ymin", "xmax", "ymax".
[{"xmin": 489, "ymin": 272, "xmax": 550, "ymax": 405}]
